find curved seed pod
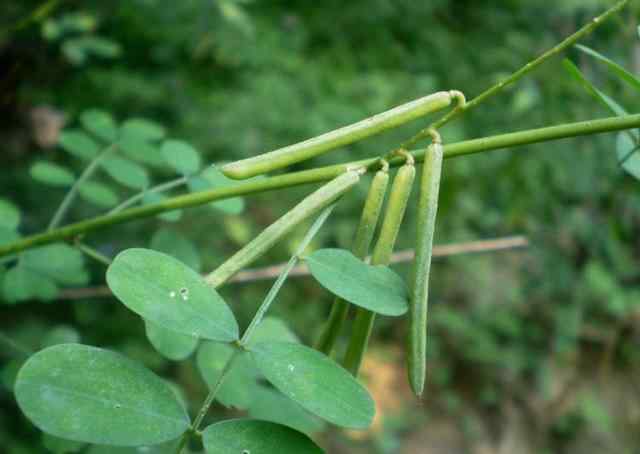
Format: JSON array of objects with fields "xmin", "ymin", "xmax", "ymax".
[
  {"xmin": 205, "ymin": 170, "xmax": 362, "ymax": 288},
  {"xmin": 408, "ymin": 142, "xmax": 443, "ymax": 397},
  {"xmin": 343, "ymin": 161, "xmax": 415, "ymax": 376},
  {"xmin": 221, "ymin": 92, "xmax": 453, "ymax": 179},
  {"xmin": 315, "ymin": 165, "xmax": 390, "ymax": 355}
]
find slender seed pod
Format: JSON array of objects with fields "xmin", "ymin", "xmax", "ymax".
[
  {"xmin": 315, "ymin": 165, "xmax": 390, "ymax": 355},
  {"xmin": 408, "ymin": 142, "xmax": 443, "ymax": 397},
  {"xmin": 343, "ymin": 159, "xmax": 415, "ymax": 376},
  {"xmin": 221, "ymin": 92, "xmax": 453, "ymax": 180},
  {"xmin": 205, "ymin": 170, "xmax": 362, "ymax": 288}
]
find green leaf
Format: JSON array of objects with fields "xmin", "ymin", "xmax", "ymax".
[
  {"xmin": 196, "ymin": 342, "xmax": 260, "ymax": 409},
  {"xmin": 101, "ymin": 156, "xmax": 150, "ymax": 189},
  {"xmin": 248, "ymin": 386, "xmax": 325, "ymax": 435},
  {"xmin": 575, "ymin": 44, "xmax": 640, "ymax": 93},
  {"xmin": 250, "ymin": 341, "xmax": 375, "ymax": 429},
  {"xmin": 0, "ymin": 226, "xmax": 19, "ymax": 247},
  {"xmin": 42, "ymin": 326, "xmax": 81, "ymax": 349},
  {"xmin": 15, "ymin": 344, "xmax": 190, "ymax": 446},
  {"xmin": 58, "ymin": 130, "xmax": 100, "ymax": 160},
  {"xmin": 3, "ymin": 264, "xmax": 59, "ymax": 303},
  {"xmin": 145, "ymin": 321, "xmax": 198, "ymax": 361},
  {"xmin": 23, "ymin": 243, "xmax": 84, "ymax": 271},
  {"xmin": 30, "ymin": 161, "xmax": 75, "ymax": 187},
  {"xmin": 86, "ymin": 442, "xmax": 177, "ymax": 454},
  {"xmin": 305, "ymin": 248, "xmax": 409, "ymax": 316},
  {"xmin": 78, "ymin": 181, "xmax": 119, "ymax": 208},
  {"xmin": 118, "ymin": 136, "xmax": 165, "ymax": 167},
  {"xmin": 22, "ymin": 243, "xmax": 89, "ymax": 286},
  {"xmin": 563, "ymin": 59, "xmax": 629, "ymax": 117},
  {"xmin": 61, "ymin": 39, "xmax": 87, "ymax": 65},
  {"xmin": 0, "ymin": 198, "xmax": 20, "ymax": 230},
  {"xmin": 107, "ymin": 248, "xmax": 239, "ymax": 341},
  {"xmin": 247, "ymin": 316, "xmax": 299, "ymax": 346},
  {"xmin": 218, "ymin": 0, "xmax": 254, "ymax": 35},
  {"xmin": 80, "ymin": 109, "xmax": 118, "ymax": 142},
  {"xmin": 150, "ymin": 228, "xmax": 201, "ymax": 272},
  {"xmin": 161, "ymin": 140, "xmax": 201, "ymax": 175},
  {"xmin": 121, "ymin": 118, "xmax": 166, "ymax": 142},
  {"xmin": 81, "ymin": 36, "xmax": 122, "ymax": 59},
  {"xmin": 188, "ymin": 166, "xmax": 245, "ymax": 214},
  {"xmin": 42, "ymin": 433, "xmax": 85, "ymax": 454},
  {"xmin": 616, "ymin": 133, "xmax": 640, "ymax": 180},
  {"xmin": 202, "ymin": 419, "xmax": 323, "ymax": 454},
  {"xmin": 142, "ymin": 192, "xmax": 183, "ymax": 222}
]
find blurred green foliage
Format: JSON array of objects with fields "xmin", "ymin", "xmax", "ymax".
[{"xmin": 1, "ymin": 0, "xmax": 640, "ymax": 452}]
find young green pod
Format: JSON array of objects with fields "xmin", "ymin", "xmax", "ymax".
[
  {"xmin": 315, "ymin": 166, "xmax": 390, "ymax": 355},
  {"xmin": 408, "ymin": 142, "xmax": 443, "ymax": 397},
  {"xmin": 343, "ymin": 160, "xmax": 415, "ymax": 376},
  {"xmin": 221, "ymin": 92, "xmax": 453, "ymax": 180},
  {"xmin": 205, "ymin": 170, "xmax": 362, "ymax": 288}
]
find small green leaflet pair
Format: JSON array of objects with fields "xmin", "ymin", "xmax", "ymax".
[
  {"xmin": 14, "ymin": 248, "xmax": 377, "ymax": 452},
  {"xmin": 2, "ymin": 242, "xmax": 88, "ymax": 304},
  {"xmin": 31, "ymin": 108, "xmax": 239, "ymax": 216},
  {"xmin": 15, "ymin": 344, "xmax": 322, "ymax": 452}
]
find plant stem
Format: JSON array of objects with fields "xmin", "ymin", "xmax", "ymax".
[
  {"xmin": 175, "ymin": 350, "xmax": 240, "ymax": 453},
  {"xmin": 240, "ymin": 204, "xmax": 336, "ymax": 345},
  {"xmin": 1, "ymin": 113, "xmax": 639, "ymax": 258},
  {"xmin": 109, "ymin": 176, "xmax": 188, "ymax": 214},
  {"xmin": 403, "ymin": 0, "xmax": 631, "ymax": 147},
  {"xmin": 0, "ymin": 331, "xmax": 32, "ymax": 357},
  {"xmin": 47, "ymin": 145, "xmax": 114, "ymax": 231},
  {"xmin": 74, "ymin": 241, "xmax": 112, "ymax": 266},
  {"xmin": 175, "ymin": 206, "xmax": 335, "ymax": 453}
]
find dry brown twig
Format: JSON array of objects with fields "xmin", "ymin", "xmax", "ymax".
[{"xmin": 58, "ymin": 235, "xmax": 528, "ymax": 301}]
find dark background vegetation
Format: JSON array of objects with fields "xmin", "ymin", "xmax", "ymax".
[{"xmin": 1, "ymin": 1, "xmax": 639, "ymax": 452}]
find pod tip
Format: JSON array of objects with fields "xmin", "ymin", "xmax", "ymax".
[{"xmin": 220, "ymin": 163, "xmax": 252, "ymax": 180}]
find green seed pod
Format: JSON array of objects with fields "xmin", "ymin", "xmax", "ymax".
[
  {"xmin": 343, "ymin": 161, "xmax": 415, "ymax": 376},
  {"xmin": 205, "ymin": 170, "xmax": 362, "ymax": 288},
  {"xmin": 408, "ymin": 142, "xmax": 443, "ymax": 397},
  {"xmin": 221, "ymin": 92, "xmax": 453, "ymax": 180},
  {"xmin": 315, "ymin": 166, "xmax": 390, "ymax": 355}
]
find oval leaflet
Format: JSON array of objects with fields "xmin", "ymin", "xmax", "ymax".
[
  {"xmin": 250, "ymin": 341, "xmax": 375, "ymax": 429},
  {"xmin": 203, "ymin": 419, "xmax": 323, "ymax": 454},
  {"xmin": 15, "ymin": 344, "xmax": 190, "ymax": 446},
  {"xmin": 107, "ymin": 248, "xmax": 239, "ymax": 342},
  {"xmin": 306, "ymin": 248, "xmax": 408, "ymax": 316}
]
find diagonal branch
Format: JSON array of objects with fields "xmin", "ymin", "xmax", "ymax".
[
  {"xmin": 403, "ymin": 0, "xmax": 631, "ymax": 147},
  {"xmin": 0, "ymin": 114, "xmax": 635, "ymax": 259}
]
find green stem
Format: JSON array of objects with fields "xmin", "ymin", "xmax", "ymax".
[
  {"xmin": 175, "ymin": 207, "xmax": 335, "ymax": 453},
  {"xmin": 0, "ymin": 331, "xmax": 32, "ymax": 357},
  {"xmin": 74, "ymin": 241, "xmax": 112, "ymax": 267},
  {"xmin": 175, "ymin": 350, "xmax": 240, "ymax": 453},
  {"xmin": 240, "ymin": 204, "xmax": 336, "ymax": 345},
  {"xmin": 8, "ymin": 0, "xmax": 62, "ymax": 34},
  {"xmin": 109, "ymin": 176, "xmax": 188, "ymax": 214},
  {"xmin": 619, "ymin": 143, "xmax": 640, "ymax": 166},
  {"xmin": 403, "ymin": 0, "xmax": 630, "ymax": 147},
  {"xmin": 1, "ymin": 114, "xmax": 639, "ymax": 259},
  {"xmin": 47, "ymin": 145, "xmax": 114, "ymax": 231}
]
